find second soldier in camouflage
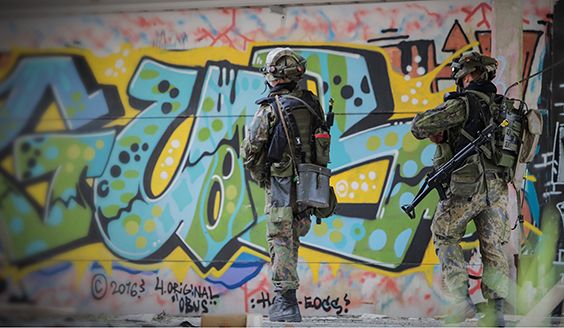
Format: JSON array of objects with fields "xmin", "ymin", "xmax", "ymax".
[{"xmin": 411, "ymin": 52, "xmax": 511, "ymax": 327}]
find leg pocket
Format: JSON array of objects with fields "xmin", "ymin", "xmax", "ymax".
[{"xmin": 267, "ymin": 207, "xmax": 294, "ymax": 238}]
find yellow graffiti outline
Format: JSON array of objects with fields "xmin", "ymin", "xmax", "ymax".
[
  {"xmin": 0, "ymin": 41, "xmax": 481, "ymax": 287},
  {"xmin": 1, "ymin": 243, "xmax": 271, "ymax": 288}
]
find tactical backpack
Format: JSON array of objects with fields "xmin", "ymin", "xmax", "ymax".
[
  {"xmin": 254, "ymin": 91, "xmax": 337, "ymax": 220},
  {"xmin": 464, "ymin": 90, "xmax": 543, "ymax": 186}
]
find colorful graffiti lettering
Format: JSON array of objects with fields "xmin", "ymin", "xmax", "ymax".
[{"xmin": 0, "ymin": 0, "xmax": 555, "ymax": 317}]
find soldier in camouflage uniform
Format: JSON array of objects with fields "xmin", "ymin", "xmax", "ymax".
[
  {"xmin": 241, "ymin": 47, "xmax": 325, "ymax": 322},
  {"xmin": 411, "ymin": 52, "xmax": 510, "ymax": 327}
]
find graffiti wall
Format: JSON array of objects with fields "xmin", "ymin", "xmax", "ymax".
[{"xmin": 0, "ymin": 0, "xmax": 557, "ymax": 317}]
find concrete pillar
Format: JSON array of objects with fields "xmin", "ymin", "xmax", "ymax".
[
  {"xmin": 491, "ymin": 0, "xmax": 524, "ymax": 314},
  {"xmin": 491, "ymin": 0, "xmax": 524, "ymax": 98}
]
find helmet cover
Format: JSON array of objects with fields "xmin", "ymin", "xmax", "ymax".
[
  {"xmin": 259, "ymin": 47, "xmax": 307, "ymax": 83},
  {"xmin": 451, "ymin": 52, "xmax": 498, "ymax": 85}
]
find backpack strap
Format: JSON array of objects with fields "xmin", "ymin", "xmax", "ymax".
[
  {"xmin": 466, "ymin": 90, "xmax": 498, "ymax": 154},
  {"xmin": 280, "ymin": 93, "xmax": 325, "ymax": 124},
  {"xmin": 280, "ymin": 93, "xmax": 326, "ymax": 164},
  {"xmin": 277, "ymin": 97, "xmax": 305, "ymax": 163},
  {"xmin": 274, "ymin": 95, "xmax": 300, "ymax": 181},
  {"xmin": 459, "ymin": 127, "xmax": 493, "ymax": 158},
  {"xmin": 287, "ymin": 111, "xmax": 305, "ymax": 163},
  {"xmin": 465, "ymin": 89, "xmax": 492, "ymax": 103}
]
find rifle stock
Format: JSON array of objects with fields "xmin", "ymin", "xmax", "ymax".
[{"xmin": 401, "ymin": 123, "xmax": 498, "ymax": 219}]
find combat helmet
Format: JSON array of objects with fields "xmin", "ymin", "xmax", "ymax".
[
  {"xmin": 451, "ymin": 52, "xmax": 498, "ymax": 87},
  {"xmin": 259, "ymin": 47, "xmax": 307, "ymax": 84}
]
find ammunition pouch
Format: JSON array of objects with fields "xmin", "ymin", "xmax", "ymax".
[
  {"xmin": 449, "ymin": 153, "xmax": 486, "ymax": 198},
  {"xmin": 491, "ymin": 109, "xmax": 522, "ymax": 168}
]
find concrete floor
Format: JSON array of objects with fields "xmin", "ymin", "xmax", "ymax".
[{"xmin": 0, "ymin": 304, "xmax": 562, "ymax": 327}]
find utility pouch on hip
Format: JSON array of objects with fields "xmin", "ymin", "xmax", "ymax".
[
  {"xmin": 270, "ymin": 153, "xmax": 294, "ymax": 177},
  {"xmin": 449, "ymin": 153, "xmax": 485, "ymax": 198},
  {"xmin": 314, "ymin": 127, "xmax": 331, "ymax": 166},
  {"xmin": 296, "ymin": 163, "xmax": 331, "ymax": 208},
  {"xmin": 492, "ymin": 149, "xmax": 516, "ymax": 168}
]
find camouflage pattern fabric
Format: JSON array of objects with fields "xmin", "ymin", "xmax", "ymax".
[
  {"xmin": 411, "ymin": 98, "xmax": 467, "ymax": 140},
  {"xmin": 265, "ymin": 179, "xmax": 311, "ymax": 294},
  {"xmin": 412, "ymin": 93, "xmax": 511, "ymax": 302},
  {"xmin": 241, "ymin": 83, "xmax": 314, "ymax": 296},
  {"xmin": 432, "ymin": 178, "xmax": 510, "ymax": 300},
  {"xmin": 240, "ymin": 104, "xmax": 274, "ymax": 166}
]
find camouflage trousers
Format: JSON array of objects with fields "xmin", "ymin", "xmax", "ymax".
[
  {"xmin": 431, "ymin": 178, "xmax": 511, "ymax": 300},
  {"xmin": 265, "ymin": 176, "xmax": 311, "ymax": 295}
]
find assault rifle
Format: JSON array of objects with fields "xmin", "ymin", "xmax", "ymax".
[{"xmin": 401, "ymin": 123, "xmax": 500, "ymax": 219}]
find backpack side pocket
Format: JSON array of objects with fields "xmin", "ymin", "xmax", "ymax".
[{"xmin": 314, "ymin": 127, "xmax": 331, "ymax": 166}]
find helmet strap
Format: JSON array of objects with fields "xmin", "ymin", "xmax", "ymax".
[{"xmin": 262, "ymin": 80, "xmax": 271, "ymax": 94}]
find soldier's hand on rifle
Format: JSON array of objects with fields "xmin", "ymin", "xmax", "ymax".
[{"xmin": 428, "ymin": 131, "xmax": 444, "ymax": 144}]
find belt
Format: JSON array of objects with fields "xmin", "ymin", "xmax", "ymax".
[{"xmin": 485, "ymin": 172, "xmax": 505, "ymax": 180}]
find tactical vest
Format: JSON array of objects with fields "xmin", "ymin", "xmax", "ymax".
[
  {"xmin": 466, "ymin": 90, "xmax": 523, "ymax": 170},
  {"xmin": 437, "ymin": 90, "xmax": 517, "ymax": 176},
  {"xmin": 432, "ymin": 90, "xmax": 522, "ymax": 198},
  {"xmin": 256, "ymin": 90, "xmax": 329, "ymax": 168}
]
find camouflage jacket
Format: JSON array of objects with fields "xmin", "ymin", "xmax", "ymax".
[
  {"xmin": 411, "ymin": 81, "xmax": 507, "ymax": 174},
  {"xmin": 410, "ymin": 97, "xmax": 467, "ymax": 140}
]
